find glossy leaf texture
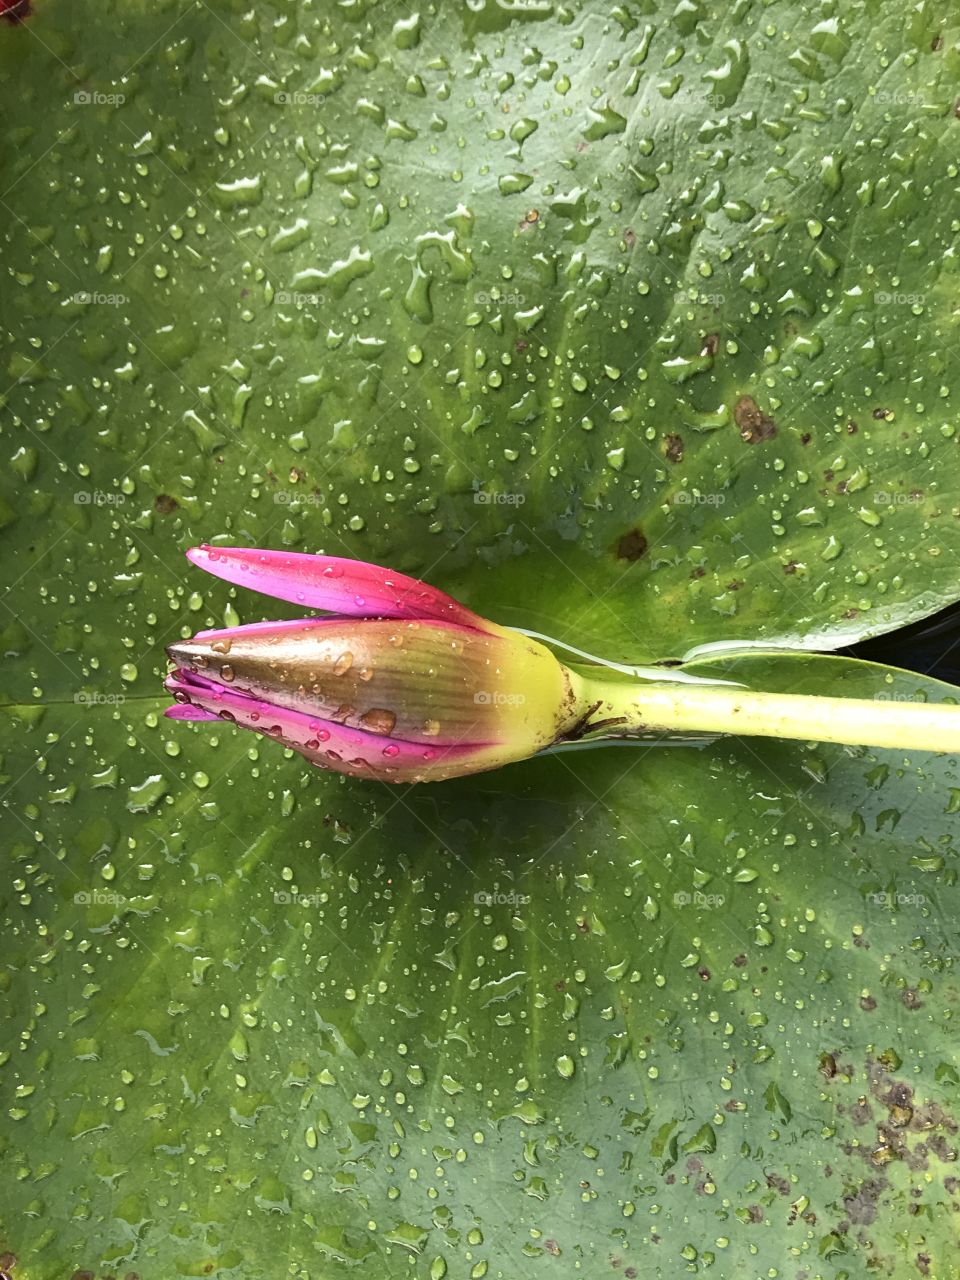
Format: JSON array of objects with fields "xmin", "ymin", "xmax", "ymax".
[
  {"xmin": 4, "ymin": 655, "xmax": 960, "ymax": 1276},
  {"xmin": 3, "ymin": 1, "xmax": 960, "ymax": 1277}
]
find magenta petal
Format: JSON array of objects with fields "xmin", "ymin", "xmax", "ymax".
[
  {"xmin": 186, "ymin": 545, "xmax": 488, "ymax": 628},
  {"xmin": 164, "ymin": 704, "xmax": 220, "ymax": 721},
  {"xmin": 164, "ymin": 670, "xmax": 481, "ymax": 782}
]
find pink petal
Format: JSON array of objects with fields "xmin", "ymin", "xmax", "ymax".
[
  {"xmin": 164, "ymin": 704, "xmax": 220, "ymax": 721},
  {"xmin": 186, "ymin": 545, "xmax": 489, "ymax": 629},
  {"xmin": 164, "ymin": 669, "xmax": 485, "ymax": 783}
]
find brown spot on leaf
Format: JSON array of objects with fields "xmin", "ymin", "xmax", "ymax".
[
  {"xmin": 616, "ymin": 528, "xmax": 648, "ymax": 562},
  {"xmin": 901, "ymin": 988, "xmax": 923, "ymax": 1010},
  {"xmin": 860, "ymin": 995, "xmax": 877, "ymax": 1012},
  {"xmin": 872, "ymin": 406, "xmax": 891, "ymax": 420},
  {"xmin": 783, "ymin": 561, "xmax": 799, "ymax": 575},
  {"xmin": 700, "ymin": 332, "xmax": 720, "ymax": 357},
  {"xmin": 846, "ymin": 419, "xmax": 858, "ymax": 434},
  {"xmin": 734, "ymin": 395, "xmax": 777, "ymax": 444},
  {"xmin": 689, "ymin": 565, "xmax": 706, "ymax": 579},
  {"xmin": 664, "ymin": 433, "xmax": 684, "ymax": 463},
  {"xmin": 154, "ymin": 493, "xmax": 179, "ymax": 515},
  {"xmin": 624, "ymin": 227, "xmax": 637, "ymax": 248}
]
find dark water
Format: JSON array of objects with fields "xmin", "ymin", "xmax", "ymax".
[{"xmin": 847, "ymin": 602, "xmax": 960, "ymax": 686}]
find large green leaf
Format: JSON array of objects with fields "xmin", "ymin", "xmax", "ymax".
[
  {"xmin": 3, "ymin": 1, "xmax": 960, "ymax": 1276},
  {"xmin": 4, "ymin": 654, "xmax": 960, "ymax": 1276}
]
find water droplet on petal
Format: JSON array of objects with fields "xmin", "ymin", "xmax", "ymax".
[
  {"xmin": 334, "ymin": 651, "xmax": 353, "ymax": 676},
  {"xmin": 361, "ymin": 708, "xmax": 397, "ymax": 735}
]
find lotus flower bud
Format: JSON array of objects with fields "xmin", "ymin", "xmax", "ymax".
[{"xmin": 165, "ymin": 546, "xmax": 581, "ymax": 783}]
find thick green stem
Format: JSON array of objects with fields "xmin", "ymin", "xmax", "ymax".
[{"xmin": 575, "ymin": 674, "xmax": 960, "ymax": 753}]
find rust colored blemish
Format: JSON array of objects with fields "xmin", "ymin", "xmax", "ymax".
[
  {"xmin": 154, "ymin": 493, "xmax": 179, "ymax": 515},
  {"xmin": 860, "ymin": 994, "xmax": 877, "ymax": 1012},
  {"xmin": 689, "ymin": 565, "xmax": 706, "ymax": 579},
  {"xmin": 700, "ymin": 332, "xmax": 720, "ymax": 357},
  {"xmin": 616, "ymin": 528, "xmax": 647, "ymax": 562},
  {"xmin": 932, "ymin": 34, "xmax": 944, "ymax": 50},
  {"xmin": 846, "ymin": 419, "xmax": 858, "ymax": 434},
  {"xmin": 0, "ymin": 0, "xmax": 30, "ymax": 22},
  {"xmin": 624, "ymin": 227, "xmax": 636, "ymax": 247},
  {"xmin": 901, "ymin": 988, "xmax": 923, "ymax": 1010},
  {"xmin": 732, "ymin": 953, "xmax": 747, "ymax": 967},
  {"xmin": 734, "ymin": 395, "xmax": 777, "ymax": 444},
  {"xmin": 800, "ymin": 432, "xmax": 811, "ymax": 445},
  {"xmin": 783, "ymin": 561, "xmax": 799, "ymax": 575},
  {"xmin": 664, "ymin": 433, "xmax": 684, "ymax": 463},
  {"xmin": 872, "ymin": 406, "xmax": 891, "ymax": 420}
]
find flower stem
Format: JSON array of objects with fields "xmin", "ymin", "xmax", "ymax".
[{"xmin": 575, "ymin": 675, "xmax": 960, "ymax": 753}]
